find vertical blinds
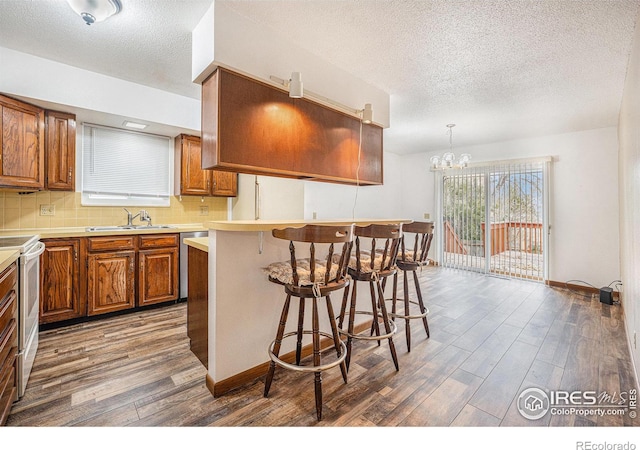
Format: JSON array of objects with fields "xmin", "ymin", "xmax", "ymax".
[{"xmin": 81, "ymin": 124, "xmax": 171, "ymax": 203}]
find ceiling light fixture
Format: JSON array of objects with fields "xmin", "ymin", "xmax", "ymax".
[
  {"xmin": 269, "ymin": 73, "xmax": 374, "ymax": 123},
  {"xmin": 430, "ymin": 124, "xmax": 471, "ymax": 170},
  {"xmin": 66, "ymin": 0, "xmax": 122, "ymax": 25},
  {"xmin": 361, "ymin": 103, "xmax": 373, "ymax": 124},
  {"xmin": 123, "ymin": 120, "xmax": 147, "ymax": 130},
  {"xmin": 288, "ymin": 72, "xmax": 303, "ymax": 98}
]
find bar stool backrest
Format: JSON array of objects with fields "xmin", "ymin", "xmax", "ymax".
[
  {"xmin": 271, "ymin": 224, "xmax": 355, "ymax": 288},
  {"xmin": 400, "ymin": 221, "xmax": 434, "ymax": 265},
  {"xmin": 353, "ymin": 223, "xmax": 403, "ymax": 274}
]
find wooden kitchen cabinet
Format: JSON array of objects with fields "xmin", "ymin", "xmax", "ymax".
[
  {"xmin": 201, "ymin": 68, "xmax": 383, "ymax": 186},
  {"xmin": 40, "ymin": 238, "xmax": 85, "ymax": 324},
  {"xmin": 87, "ymin": 237, "xmax": 136, "ymax": 316},
  {"xmin": 40, "ymin": 233, "xmax": 181, "ymax": 326},
  {"xmin": 174, "ymin": 134, "xmax": 237, "ymax": 197},
  {"xmin": 45, "ymin": 110, "xmax": 76, "ymax": 191},
  {"xmin": 187, "ymin": 245, "xmax": 208, "ymax": 368},
  {"xmin": 0, "ymin": 261, "xmax": 18, "ymax": 426},
  {"xmin": 0, "ymin": 94, "xmax": 45, "ymax": 190},
  {"xmin": 138, "ymin": 234, "xmax": 179, "ymax": 307}
]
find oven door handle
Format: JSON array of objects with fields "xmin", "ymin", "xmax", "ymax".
[{"xmin": 23, "ymin": 241, "xmax": 46, "ymax": 262}]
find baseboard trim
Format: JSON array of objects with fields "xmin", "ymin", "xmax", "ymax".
[
  {"xmin": 205, "ymin": 320, "xmax": 371, "ymax": 398},
  {"xmin": 545, "ymin": 279, "xmax": 620, "ymax": 299}
]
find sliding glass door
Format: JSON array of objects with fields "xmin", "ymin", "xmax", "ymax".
[{"xmin": 437, "ymin": 159, "xmax": 549, "ymax": 281}]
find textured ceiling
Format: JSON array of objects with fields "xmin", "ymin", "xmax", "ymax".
[{"xmin": 0, "ymin": 0, "xmax": 638, "ymax": 154}]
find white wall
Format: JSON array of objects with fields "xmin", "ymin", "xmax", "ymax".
[
  {"xmin": 0, "ymin": 46, "xmax": 200, "ymax": 132},
  {"xmin": 302, "ymin": 151, "xmax": 404, "ymax": 220},
  {"xmin": 395, "ymin": 127, "xmax": 621, "ymax": 288},
  {"xmin": 618, "ymin": 8, "xmax": 640, "ymax": 386},
  {"xmin": 192, "ymin": 1, "xmax": 390, "ymax": 128}
]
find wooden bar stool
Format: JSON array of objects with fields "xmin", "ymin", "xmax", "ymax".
[
  {"xmin": 263, "ymin": 224, "xmax": 354, "ymax": 421},
  {"xmin": 384, "ymin": 221, "xmax": 434, "ymax": 352},
  {"xmin": 338, "ymin": 223, "xmax": 402, "ymax": 372}
]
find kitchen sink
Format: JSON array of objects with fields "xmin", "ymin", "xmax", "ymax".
[{"xmin": 86, "ymin": 225, "xmax": 175, "ymax": 232}]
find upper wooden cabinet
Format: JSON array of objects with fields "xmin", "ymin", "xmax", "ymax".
[
  {"xmin": 174, "ymin": 134, "xmax": 237, "ymax": 197},
  {"xmin": 45, "ymin": 110, "xmax": 76, "ymax": 191},
  {"xmin": 0, "ymin": 94, "xmax": 45, "ymax": 190},
  {"xmin": 200, "ymin": 68, "xmax": 383, "ymax": 186}
]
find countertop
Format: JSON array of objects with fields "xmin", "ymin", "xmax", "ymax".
[
  {"xmin": 0, "ymin": 224, "xmax": 207, "ymax": 239},
  {"xmin": 206, "ymin": 218, "xmax": 411, "ymax": 232},
  {"xmin": 183, "ymin": 237, "xmax": 208, "ymax": 252},
  {"xmin": 0, "ymin": 249, "xmax": 20, "ymax": 274}
]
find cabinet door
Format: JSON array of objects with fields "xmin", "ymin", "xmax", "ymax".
[
  {"xmin": 87, "ymin": 251, "xmax": 135, "ymax": 316},
  {"xmin": 40, "ymin": 239, "xmax": 85, "ymax": 324},
  {"xmin": 0, "ymin": 95, "xmax": 45, "ymax": 190},
  {"xmin": 178, "ymin": 135, "xmax": 212, "ymax": 196},
  {"xmin": 45, "ymin": 111, "xmax": 76, "ymax": 191},
  {"xmin": 211, "ymin": 171, "xmax": 237, "ymax": 197},
  {"xmin": 138, "ymin": 247, "xmax": 178, "ymax": 307}
]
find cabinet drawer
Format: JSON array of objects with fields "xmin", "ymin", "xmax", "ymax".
[
  {"xmin": 0, "ymin": 262, "xmax": 17, "ymax": 305},
  {"xmin": 0, "ymin": 320, "xmax": 17, "ymax": 371},
  {"xmin": 139, "ymin": 234, "xmax": 179, "ymax": 249},
  {"xmin": 0, "ymin": 351, "xmax": 16, "ymax": 426},
  {"xmin": 0, "ymin": 292, "xmax": 16, "ymax": 338},
  {"xmin": 88, "ymin": 236, "xmax": 135, "ymax": 252}
]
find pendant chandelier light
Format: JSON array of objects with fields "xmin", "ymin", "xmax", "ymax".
[{"xmin": 430, "ymin": 124, "xmax": 471, "ymax": 170}]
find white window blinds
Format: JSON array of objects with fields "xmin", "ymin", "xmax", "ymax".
[{"xmin": 81, "ymin": 123, "xmax": 172, "ymax": 207}]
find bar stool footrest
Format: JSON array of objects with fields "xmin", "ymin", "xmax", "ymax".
[
  {"xmin": 384, "ymin": 298, "xmax": 429, "ymax": 320},
  {"xmin": 338, "ymin": 311, "xmax": 398, "ymax": 340},
  {"xmin": 268, "ymin": 331, "xmax": 347, "ymax": 373}
]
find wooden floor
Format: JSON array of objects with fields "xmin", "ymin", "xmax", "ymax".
[{"xmin": 6, "ymin": 266, "xmax": 638, "ymax": 427}]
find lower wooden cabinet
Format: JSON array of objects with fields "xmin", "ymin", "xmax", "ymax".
[
  {"xmin": 138, "ymin": 234, "xmax": 179, "ymax": 307},
  {"xmin": 0, "ymin": 261, "xmax": 18, "ymax": 426},
  {"xmin": 40, "ymin": 233, "xmax": 180, "ymax": 325},
  {"xmin": 40, "ymin": 238, "xmax": 84, "ymax": 324},
  {"xmin": 87, "ymin": 250, "xmax": 136, "ymax": 316}
]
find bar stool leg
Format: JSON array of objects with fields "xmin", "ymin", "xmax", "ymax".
[
  {"xmin": 413, "ymin": 270, "xmax": 430, "ymax": 338},
  {"xmin": 403, "ymin": 270, "xmax": 412, "ymax": 352},
  {"xmin": 391, "ymin": 272, "xmax": 399, "ymax": 317},
  {"xmin": 376, "ymin": 280, "xmax": 399, "ymax": 371},
  {"xmin": 312, "ymin": 296, "xmax": 323, "ymax": 421},
  {"xmin": 345, "ymin": 281, "xmax": 358, "ymax": 371},
  {"xmin": 325, "ymin": 294, "xmax": 348, "ymax": 383},
  {"xmin": 369, "ymin": 281, "xmax": 381, "ymax": 343},
  {"xmin": 264, "ymin": 293, "xmax": 292, "ymax": 397},
  {"xmin": 295, "ymin": 298, "xmax": 305, "ymax": 365}
]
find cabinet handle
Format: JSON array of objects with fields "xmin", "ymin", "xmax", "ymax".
[
  {"xmin": 207, "ymin": 179, "xmax": 210, "ymax": 190},
  {"xmin": 130, "ymin": 259, "xmax": 135, "ymax": 273},
  {"xmin": 74, "ymin": 250, "xmax": 78, "ymax": 262},
  {"xmin": 68, "ymin": 169, "xmax": 72, "ymax": 182}
]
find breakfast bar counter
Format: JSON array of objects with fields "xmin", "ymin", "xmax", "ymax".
[{"xmin": 203, "ymin": 218, "xmax": 409, "ymax": 396}]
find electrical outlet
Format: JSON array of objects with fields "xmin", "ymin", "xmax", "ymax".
[
  {"xmin": 199, "ymin": 205, "xmax": 209, "ymax": 216},
  {"xmin": 423, "ymin": 212, "xmax": 430, "ymax": 220},
  {"xmin": 40, "ymin": 204, "xmax": 55, "ymax": 216},
  {"xmin": 312, "ymin": 211, "xmax": 317, "ymax": 220},
  {"xmin": 634, "ymin": 332, "xmax": 637, "ymax": 350}
]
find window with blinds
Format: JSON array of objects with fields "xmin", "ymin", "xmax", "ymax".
[{"xmin": 81, "ymin": 123, "xmax": 172, "ymax": 207}]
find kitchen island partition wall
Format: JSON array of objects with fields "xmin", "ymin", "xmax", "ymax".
[{"xmin": 204, "ymin": 219, "xmax": 409, "ymax": 397}]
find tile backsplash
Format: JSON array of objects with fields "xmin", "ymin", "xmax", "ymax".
[{"xmin": 0, "ymin": 191, "xmax": 228, "ymax": 230}]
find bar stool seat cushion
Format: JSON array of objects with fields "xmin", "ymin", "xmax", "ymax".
[
  {"xmin": 264, "ymin": 258, "xmax": 339, "ymax": 286},
  {"xmin": 333, "ymin": 251, "xmax": 394, "ymax": 273},
  {"xmin": 399, "ymin": 250, "xmax": 429, "ymax": 263}
]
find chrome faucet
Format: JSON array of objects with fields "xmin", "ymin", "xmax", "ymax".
[
  {"xmin": 123, "ymin": 208, "xmax": 151, "ymax": 227},
  {"xmin": 123, "ymin": 208, "xmax": 139, "ymax": 227}
]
